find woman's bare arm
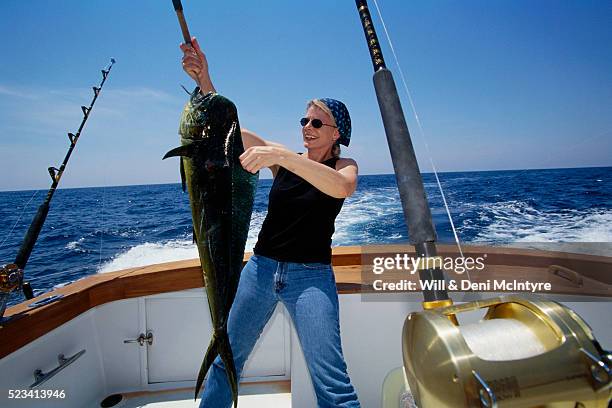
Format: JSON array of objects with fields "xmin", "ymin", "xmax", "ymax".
[
  {"xmin": 241, "ymin": 129, "xmax": 285, "ymax": 178},
  {"xmin": 239, "ymin": 146, "xmax": 358, "ymax": 198},
  {"xmin": 276, "ymin": 153, "xmax": 358, "ymax": 198}
]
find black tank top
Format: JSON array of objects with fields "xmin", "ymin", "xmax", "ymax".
[{"xmin": 253, "ymin": 156, "xmax": 344, "ymax": 264}]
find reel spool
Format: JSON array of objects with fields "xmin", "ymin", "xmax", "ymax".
[
  {"xmin": 402, "ymin": 295, "xmax": 611, "ymax": 407},
  {"xmin": 0, "ymin": 263, "xmax": 24, "ymax": 320},
  {"xmin": 0, "ymin": 263, "xmax": 23, "ymax": 294}
]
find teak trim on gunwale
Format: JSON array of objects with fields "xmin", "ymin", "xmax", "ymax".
[{"xmin": 1, "ymin": 244, "xmax": 610, "ymax": 359}]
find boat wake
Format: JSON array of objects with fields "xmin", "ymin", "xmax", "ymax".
[
  {"xmin": 97, "ymin": 239, "xmax": 198, "ymax": 273},
  {"xmin": 98, "ymin": 199, "xmax": 612, "ymax": 273},
  {"xmin": 463, "ymin": 200, "xmax": 612, "ymax": 243}
]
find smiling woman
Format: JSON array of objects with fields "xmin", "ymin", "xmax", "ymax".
[
  {"xmin": 239, "ymin": 99, "xmax": 358, "ymax": 199},
  {"xmin": 180, "ymin": 36, "xmax": 362, "ymax": 407}
]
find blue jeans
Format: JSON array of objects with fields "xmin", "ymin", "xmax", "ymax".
[{"xmin": 198, "ymin": 254, "xmax": 360, "ymax": 407}]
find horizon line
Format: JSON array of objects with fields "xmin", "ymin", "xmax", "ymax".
[{"xmin": 1, "ymin": 164, "xmax": 610, "ymax": 193}]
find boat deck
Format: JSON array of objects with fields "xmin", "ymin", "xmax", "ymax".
[{"xmin": 114, "ymin": 381, "xmax": 290, "ymax": 408}]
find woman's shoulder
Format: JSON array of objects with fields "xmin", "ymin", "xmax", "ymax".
[{"xmin": 335, "ymin": 157, "xmax": 358, "ymax": 170}]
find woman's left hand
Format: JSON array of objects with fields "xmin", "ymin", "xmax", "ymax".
[{"xmin": 239, "ymin": 146, "xmax": 287, "ymax": 174}]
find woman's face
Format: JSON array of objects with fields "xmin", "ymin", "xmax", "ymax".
[{"xmin": 302, "ymin": 105, "xmax": 339, "ymax": 151}]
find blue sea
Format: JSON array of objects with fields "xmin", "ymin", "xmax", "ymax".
[{"xmin": 1, "ymin": 167, "xmax": 611, "ymax": 308}]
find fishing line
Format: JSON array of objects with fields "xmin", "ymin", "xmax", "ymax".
[
  {"xmin": 371, "ymin": 0, "xmax": 466, "ymax": 265},
  {"xmin": 0, "ymin": 189, "xmax": 40, "ymax": 249},
  {"xmin": 97, "ymin": 185, "xmax": 106, "ymax": 271},
  {"xmin": 95, "ymin": 91, "xmax": 111, "ymax": 272}
]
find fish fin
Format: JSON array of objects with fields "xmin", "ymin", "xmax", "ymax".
[
  {"xmin": 180, "ymin": 84, "xmax": 192, "ymax": 95},
  {"xmin": 192, "ymin": 226, "xmax": 197, "ymax": 244},
  {"xmin": 194, "ymin": 334, "xmax": 219, "ymax": 401},
  {"xmin": 180, "ymin": 158, "xmax": 186, "ymax": 192},
  {"xmin": 162, "ymin": 144, "xmax": 195, "ymax": 160},
  {"xmin": 218, "ymin": 331, "xmax": 239, "ymax": 408}
]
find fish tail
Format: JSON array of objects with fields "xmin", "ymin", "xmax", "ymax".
[
  {"xmin": 218, "ymin": 330, "xmax": 239, "ymax": 408},
  {"xmin": 194, "ymin": 335, "xmax": 220, "ymax": 401},
  {"xmin": 193, "ymin": 330, "xmax": 239, "ymax": 407}
]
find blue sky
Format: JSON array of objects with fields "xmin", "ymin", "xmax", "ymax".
[{"xmin": 1, "ymin": 0, "xmax": 611, "ymax": 191}]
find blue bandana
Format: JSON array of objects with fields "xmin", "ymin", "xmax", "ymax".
[{"xmin": 319, "ymin": 98, "xmax": 351, "ymax": 147}]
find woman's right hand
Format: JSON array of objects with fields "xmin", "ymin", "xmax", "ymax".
[{"xmin": 180, "ymin": 37, "xmax": 214, "ymax": 91}]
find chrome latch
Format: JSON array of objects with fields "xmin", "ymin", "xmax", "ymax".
[{"xmin": 123, "ymin": 331, "xmax": 153, "ymax": 346}]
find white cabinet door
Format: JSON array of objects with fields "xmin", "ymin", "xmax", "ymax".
[{"xmin": 145, "ymin": 290, "xmax": 289, "ymax": 384}]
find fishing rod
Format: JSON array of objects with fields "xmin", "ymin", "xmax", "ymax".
[
  {"xmin": 172, "ymin": 0, "xmax": 192, "ymax": 45},
  {"xmin": 354, "ymin": 0, "xmax": 450, "ymax": 310},
  {"xmin": 0, "ymin": 59, "xmax": 115, "ymax": 321},
  {"xmin": 355, "ymin": 3, "xmax": 611, "ymax": 406},
  {"xmin": 172, "ymin": 0, "xmax": 199, "ymax": 100}
]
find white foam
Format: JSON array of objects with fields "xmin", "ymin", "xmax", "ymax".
[
  {"xmin": 246, "ymin": 210, "xmax": 266, "ymax": 252},
  {"xmin": 465, "ymin": 200, "xmax": 612, "ymax": 243},
  {"xmin": 97, "ymin": 217, "xmax": 266, "ymax": 273},
  {"xmin": 333, "ymin": 188, "xmax": 402, "ymax": 244},
  {"xmin": 66, "ymin": 237, "xmax": 85, "ymax": 251},
  {"xmin": 53, "ymin": 281, "xmax": 73, "ymax": 289},
  {"xmin": 98, "ymin": 239, "xmax": 198, "ymax": 273},
  {"xmin": 95, "ymin": 186, "xmax": 406, "ymax": 273},
  {"xmin": 97, "ymin": 191, "xmax": 612, "ymax": 273}
]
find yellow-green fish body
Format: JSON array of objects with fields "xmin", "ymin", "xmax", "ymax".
[{"xmin": 164, "ymin": 89, "xmax": 257, "ymax": 407}]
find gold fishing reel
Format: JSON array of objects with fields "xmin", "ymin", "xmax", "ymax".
[
  {"xmin": 402, "ymin": 295, "xmax": 611, "ymax": 407},
  {"xmin": 1, "ymin": 263, "xmax": 24, "ymax": 321},
  {"xmin": 0, "ymin": 263, "xmax": 23, "ymax": 294}
]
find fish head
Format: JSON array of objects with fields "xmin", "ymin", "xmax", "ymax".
[{"xmin": 176, "ymin": 91, "xmax": 244, "ymax": 166}]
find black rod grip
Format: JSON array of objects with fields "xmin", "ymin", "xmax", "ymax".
[
  {"xmin": 373, "ymin": 69, "xmax": 437, "ymax": 244},
  {"xmin": 14, "ymin": 202, "xmax": 50, "ymax": 270},
  {"xmin": 415, "ymin": 242, "xmax": 449, "ymax": 302},
  {"xmin": 374, "ymin": 69, "xmax": 447, "ymax": 301}
]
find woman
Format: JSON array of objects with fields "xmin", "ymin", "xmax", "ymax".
[{"xmin": 181, "ymin": 37, "xmax": 361, "ymax": 408}]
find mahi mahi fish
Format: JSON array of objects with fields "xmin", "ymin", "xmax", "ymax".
[{"xmin": 163, "ymin": 89, "xmax": 258, "ymax": 406}]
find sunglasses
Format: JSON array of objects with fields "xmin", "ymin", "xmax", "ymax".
[{"xmin": 300, "ymin": 117, "xmax": 337, "ymax": 129}]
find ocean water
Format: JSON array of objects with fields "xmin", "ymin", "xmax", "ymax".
[{"xmin": 1, "ymin": 166, "xmax": 611, "ymax": 307}]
